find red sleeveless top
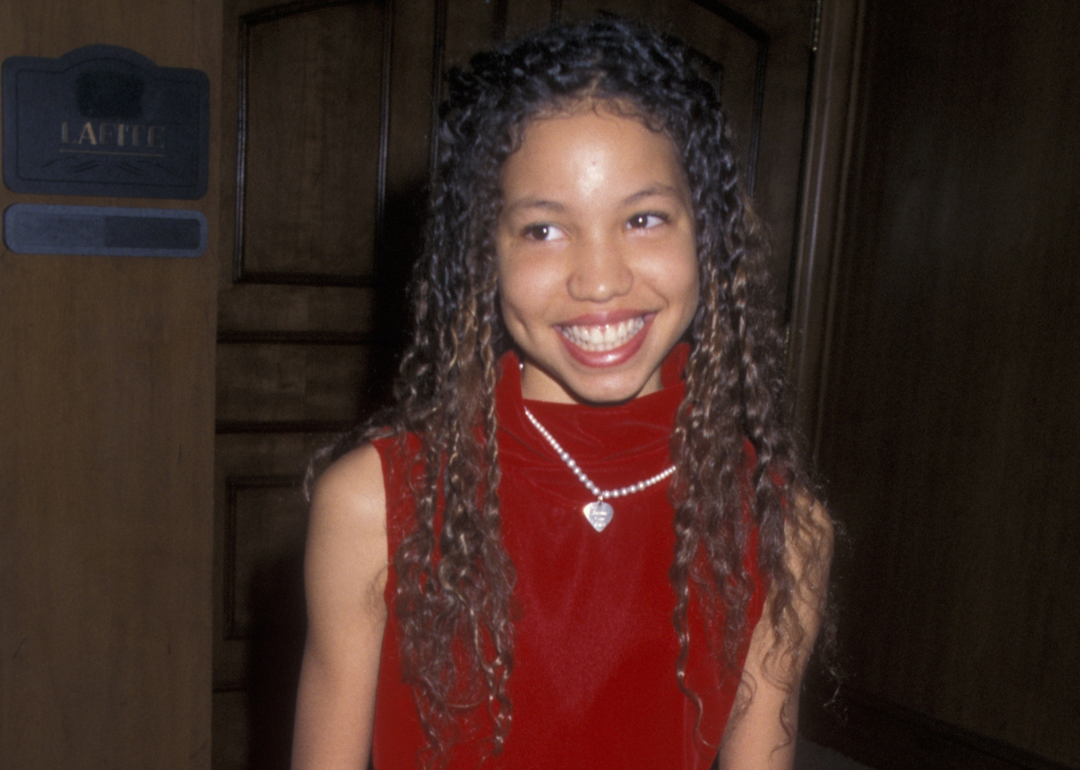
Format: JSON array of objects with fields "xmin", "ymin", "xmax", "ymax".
[{"xmin": 371, "ymin": 347, "xmax": 766, "ymax": 769}]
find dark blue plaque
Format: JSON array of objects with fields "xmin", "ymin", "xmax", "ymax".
[
  {"xmin": 3, "ymin": 46, "xmax": 209, "ymax": 199},
  {"xmin": 4, "ymin": 204, "xmax": 207, "ymax": 258}
]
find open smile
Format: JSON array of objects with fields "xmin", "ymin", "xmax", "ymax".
[
  {"xmin": 557, "ymin": 316, "xmax": 647, "ymax": 352},
  {"xmin": 554, "ymin": 312, "xmax": 656, "ymax": 368}
]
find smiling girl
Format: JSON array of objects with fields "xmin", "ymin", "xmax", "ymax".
[{"xmin": 292, "ymin": 18, "xmax": 833, "ymax": 770}]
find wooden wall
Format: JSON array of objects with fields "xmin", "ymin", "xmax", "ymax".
[
  {"xmin": 0, "ymin": 1, "xmax": 220, "ymax": 768},
  {"xmin": 805, "ymin": 1, "xmax": 1080, "ymax": 767}
]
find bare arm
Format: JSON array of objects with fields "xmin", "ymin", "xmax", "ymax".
[
  {"xmin": 292, "ymin": 444, "xmax": 389, "ymax": 770},
  {"xmin": 719, "ymin": 495, "xmax": 834, "ymax": 770}
]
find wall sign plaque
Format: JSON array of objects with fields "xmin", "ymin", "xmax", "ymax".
[
  {"xmin": 2, "ymin": 45, "xmax": 209, "ymax": 199},
  {"xmin": 4, "ymin": 203, "xmax": 207, "ymax": 258}
]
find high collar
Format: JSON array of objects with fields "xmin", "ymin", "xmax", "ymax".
[{"xmin": 495, "ymin": 344, "xmax": 688, "ymax": 470}]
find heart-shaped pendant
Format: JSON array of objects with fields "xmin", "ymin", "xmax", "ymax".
[{"xmin": 583, "ymin": 500, "xmax": 614, "ymax": 532}]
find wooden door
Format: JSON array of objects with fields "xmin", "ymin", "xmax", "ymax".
[
  {"xmin": 0, "ymin": 1, "xmax": 221, "ymax": 768},
  {"xmin": 211, "ymin": 2, "xmax": 827, "ymax": 767},
  {"xmin": 212, "ymin": 1, "xmax": 435, "ymax": 767}
]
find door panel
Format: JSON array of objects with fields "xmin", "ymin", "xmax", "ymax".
[
  {"xmin": 217, "ymin": 342, "xmax": 372, "ymax": 424},
  {"xmin": 216, "ymin": 284, "xmax": 376, "ymax": 336},
  {"xmin": 239, "ymin": 2, "xmax": 387, "ymax": 280}
]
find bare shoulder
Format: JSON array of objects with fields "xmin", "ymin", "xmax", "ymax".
[
  {"xmin": 305, "ymin": 443, "xmax": 390, "ymax": 622},
  {"xmin": 310, "ymin": 443, "xmax": 387, "ymax": 533}
]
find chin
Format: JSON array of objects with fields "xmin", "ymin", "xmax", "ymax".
[{"xmin": 564, "ymin": 373, "xmax": 654, "ymax": 405}]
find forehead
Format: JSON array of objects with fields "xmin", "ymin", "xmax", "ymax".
[{"xmin": 500, "ymin": 106, "xmax": 688, "ymax": 198}]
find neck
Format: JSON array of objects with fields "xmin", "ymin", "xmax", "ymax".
[{"xmin": 518, "ymin": 360, "xmax": 665, "ymax": 405}]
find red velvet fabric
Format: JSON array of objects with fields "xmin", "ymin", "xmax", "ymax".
[{"xmin": 371, "ymin": 346, "xmax": 766, "ymax": 769}]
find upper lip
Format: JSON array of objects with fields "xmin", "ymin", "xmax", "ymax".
[{"xmin": 557, "ymin": 309, "xmax": 654, "ymax": 327}]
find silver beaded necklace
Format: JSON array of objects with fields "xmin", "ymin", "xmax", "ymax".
[{"xmin": 521, "ymin": 404, "xmax": 676, "ymax": 532}]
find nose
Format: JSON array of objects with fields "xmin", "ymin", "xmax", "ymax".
[{"xmin": 566, "ymin": 235, "xmax": 633, "ymax": 302}]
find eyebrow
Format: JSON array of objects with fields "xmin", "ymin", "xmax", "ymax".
[
  {"xmin": 622, "ymin": 184, "xmax": 683, "ymax": 205},
  {"xmin": 502, "ymin": 184, "xmax": 684, "ymax": 217},
  {"xmin": 501, "ymin": 198, "xmax": 567, "ymax": 217}
]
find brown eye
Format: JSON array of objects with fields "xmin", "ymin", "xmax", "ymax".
[
  {"xmin": 523, "ymin": 223, "xmax": 565, "ymax": 241},
  {"xmin": 627, "ymin": 212, "xmax": 667, "ymax": 229}
]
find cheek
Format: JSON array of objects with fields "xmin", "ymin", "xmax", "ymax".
[
  {"xmin": 685, "ymin": 271, "xmax": 701, "ymax": 311},
  {"xmin": 679, "ymin": 274, "xmax": 701, "ymax": 334},
  {"xmin": 495, "ymin": 254, "xmax": 540, "ymax": 330},
  {"xmin": 666, "ymin": 247, "xmax": 701, "ymax": 317},
  {"xmin": 496, "ymin": 247, "xmax": 562, "ymax": 315}
]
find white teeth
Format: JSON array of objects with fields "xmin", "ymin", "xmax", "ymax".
[{"xmin": 559, "ymin": 317, "xmax": 646, "ymax": 352}]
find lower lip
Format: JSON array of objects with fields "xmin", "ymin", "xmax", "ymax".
[{"xmin": 557, "ymin": 315, "xmax": 654, "ymax": 368}]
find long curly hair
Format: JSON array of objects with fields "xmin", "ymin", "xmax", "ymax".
[{"xmin": 312, "ymin": 17, "xmax": 832, "ymax": 766}]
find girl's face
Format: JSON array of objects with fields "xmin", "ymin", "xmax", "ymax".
[{"xmin": 495, "ymin": 107, "xmax": 699, "ymax": 404}]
